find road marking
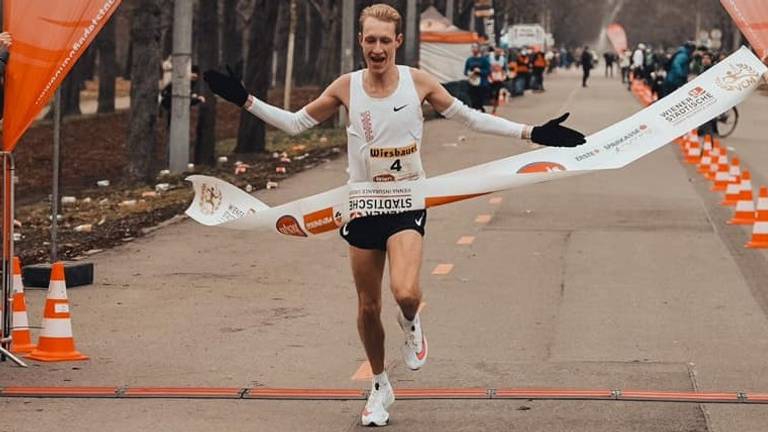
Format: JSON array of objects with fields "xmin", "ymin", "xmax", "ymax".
[
  {"xmin": 489, "ymin": 197, "xmax": 503, "ymax": 204},
  {"xmin": 432, "ymin": 263, "xmax": 454, "ymax": 275},
  {"xmin": 457, "ymin": 236, "xmax": 475, "ymax": 245},
  {"xmin": 351, "ymin": 361, "xmax": 373, "ymax": 381},
  {"xmin": 475, "ymin": 214, "xmax": 492, "ymax": 224}
]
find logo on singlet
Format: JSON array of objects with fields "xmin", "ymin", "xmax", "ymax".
[
  {"xmin": 361, "ymin": 110, "xmax": 374, "ymax": 142},
  {"xmin": 369, "ymin": 143, "xmax": 418, "ymax": 158},
  {"xmin": 393, "ymin": 104, "xmax": 408, "ymax": 112}
]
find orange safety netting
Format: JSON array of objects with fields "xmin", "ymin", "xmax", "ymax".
[
  {"xmin": 721, "ymin": 0, "xmax": 768, "ymax": 61},
  {"xmin": 2, "ymin": 0, "xmax": 122, "ymax": 151}
]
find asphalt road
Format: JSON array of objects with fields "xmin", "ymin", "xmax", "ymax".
[{"xmin": 3, "ymin": 68, "xmax": 768, "ymax": 431}]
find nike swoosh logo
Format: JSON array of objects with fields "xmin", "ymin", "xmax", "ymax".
[
  {"xmin": 416, "ymin": 336, "xmax": 427, "ymax": 360},
  {"xmin": 415, "ymin": 215, "xmax": 423, "ymax": 226},
  {"xmin": 342, "ymin": 224, "xmax": 349, "ymax": 236},
  {"xmin": 393, "ymin": 104, "xmax": 408, "ymax": 112}
]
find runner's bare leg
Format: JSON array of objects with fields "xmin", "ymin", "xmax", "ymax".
[
  {"xmin": 350, "ymin": 246, "xmax": 387, "ymax": 374},
  {"xmin": 387, "ymin": 230, "xmax": 423, "ymax": 320}
]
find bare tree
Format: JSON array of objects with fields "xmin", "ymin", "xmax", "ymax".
[
  {"xmin": 234, "ymin": 0, "xmax": 279, "ymax": 154},
  {"xmin": 273, "ymin": 1, "xmax": 291, "ymax": 86},
  {"xmin": 96, "ymin": 17, "xmax": 118, "ymax": 114},
  {"xmin": 195, "ymin": 0, "xmax": 219, "ymax": 166},
  {"xmin": 59, "ymin": 51, "xmax": 89, "ymax": 117},
  {"xmin": 127, "ymin": 0, "xmax": 162, "ymax": 180},
  {"xmin": 221, "ymin": 0, "xmax": 244, "ymax": 74},
  {"xmin": 308, "ymin": 0, "xmax": 341, "ymax": 86}
]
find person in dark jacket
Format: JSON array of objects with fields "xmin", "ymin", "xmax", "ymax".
[
  {"xmin": 661, "ymin": 41, "xmax": 695, "ymax": 98},
  {"xmin": 464, "ymin": 44, "xmax": 491, "ymax": 112},
  {"xmin": 159, "ymin": 65, "xmax": 206, "ymax": 126},
  {"xmin": 580, "ymin": 46, "xmax": 593, "ymax": 87}
]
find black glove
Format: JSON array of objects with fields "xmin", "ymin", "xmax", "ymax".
[
  {"xmin": 203, "ymin": 65, "xmax": 248, "ymax": 107},
  {"xmin": 531, "ymin": 113, "xmax": 586, "ymax": 147}
]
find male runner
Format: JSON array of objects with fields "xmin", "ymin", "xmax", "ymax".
[{"xmin": 204, "ymin": 3, "xmax": 585, "ymax": 426}]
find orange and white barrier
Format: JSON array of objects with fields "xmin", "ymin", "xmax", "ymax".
[
  {"xmin": 728, "ymin": 171, "xmax": 756, "ymax": 225},
  {"xmin": 26, "ymin": 262, "xmax": 89, "ymax": 362},
  {"xmin": 746, "ymin": 186, "xmax": 768, "ymax": 248},
  {"xmin": 10, "ymin": 257, "xmax": 36, "ymax": 354}
]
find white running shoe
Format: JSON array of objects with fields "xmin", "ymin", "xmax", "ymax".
[
  {"xmin": 397, "ymin": 311, "xmax": 427, "ymax": 370},
  {"xmin": 361, "ymin": 376, "xmax": 395, "ymax": 427}
]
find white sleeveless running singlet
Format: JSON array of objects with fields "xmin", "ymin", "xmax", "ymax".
[{"xmin": 346, "ymin": 65, "xmax": 424, "ymax": 183}]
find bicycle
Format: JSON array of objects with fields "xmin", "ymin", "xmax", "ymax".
[{"xmin": 716, "ymin": 106, "xmax": 739, "ymax": 138}]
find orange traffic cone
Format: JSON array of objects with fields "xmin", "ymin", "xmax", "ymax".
[
  {"xmin": 697, "ymin": 145, "xmax": 717, "ymax": 174},
  {"xmin": 711, "ymin": 156, "xmax": 737, "ymax": 192},
  {"xmin": 747, "ymin": 187, "xmax": 768, "ymax": 248},
  {"xmin": 721, "ymin": 162, "xmax": 742, "ymax": 206},
  {"xmin": 684, "ymin": 136, "xmax": 702, "ymax": 165},
  {"xmin": 706, "ymin": 151, "xmax": 727, "ymax": 181},
  {"xmin": 26, "ymin": 262, "xmax": 89, "ymax": 362},
  {"xmin": 728, "ymin": 171, "xmax": 756, "ymax": 225},
  {"xmin": 10, "ymin": 257, "xmax": 36, "ymax": 354}
]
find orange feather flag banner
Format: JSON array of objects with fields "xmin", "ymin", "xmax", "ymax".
[
  {"xmin": 721, "ymin": 0, "xmax": 768, "ymax": 61},
  {"xmin": 2, "ymin": 0, "xmax": 122, "ymax": 151},
  {"xmin": 606, "ymin": 23, "xmax": 628, "ymax": 53}
]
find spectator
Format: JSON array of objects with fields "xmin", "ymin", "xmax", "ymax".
[
  {"xmin": 630, "ymin": 43, "xmax": 645, "ymax": 89},
  {"xmin": 0, "ymin": 32, "xmax": 11, "ymax": 121},
  {"xmin": 696, "ymin": 51, "xmax": 719, "ymax": 138},
  {"xmin": 619, "ymin": 49, "xmax": 631, "ymax": 83},
  {"xmin": 546, "ymin": 49, "xmax": 556, "ymax": 73},
  {"xmin": 487, "ymin": 47, "xmax": 507, "ymax": 114},
  {"xmin": 531, "ymin": 48, "xmax": 547, "ymax": 92},
  {"xmin": 159, "ymin": 65, "xmax": 206, "ymax": 127},
  {"xmin": 603, "ymin": 52, "xmax": 615, "ymax": 77},
  {"xmin": 464, "ymin": 44, "xmax": 491, "ymax": 112},
  {"xmin": 514, "ymin": 48, "xmax": 532, "ymax": 95},
  {"xmin": 661, "ymin": 41, "xmax": 696, "ymax": 97},
  {"xmin": 581, "ymin": 45, "xmax": 593, "ymax": 87}
]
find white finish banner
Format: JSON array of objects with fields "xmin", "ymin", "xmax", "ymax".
[{"xmin": 186, "ymin": 47, "xmax": 767, "ymax": 238}]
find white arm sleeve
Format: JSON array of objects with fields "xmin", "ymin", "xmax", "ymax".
[
  {"xmin": 439, "ymin": 97, "xmax": 529, "ymax": 139},
  {"xmin": 244, "ymin": 95, "xmax": 319, "ymax": 136}
]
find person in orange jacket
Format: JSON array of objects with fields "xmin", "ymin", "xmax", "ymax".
[{"xmin": 514, "ymin": 48, "xmax": 531, "ymax": 95}]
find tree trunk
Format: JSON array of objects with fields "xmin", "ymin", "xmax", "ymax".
[
  {"xmin": 235, "ymin": 0, "xmax": 279, "ymax": 154},
  {"xmin": 160, "ymin": 0, "xmax": 175, "ymax": 60},
  {"xmin": 127, "ymin": 0, "xmax": 162, "ymax": 181},
  {"xmin": 97, "ymin": 17, "xmax": 117, "ymax": 114},
  {"xmin": 59, "ymin": 53, "xmax": 87, "ymax": 117},
  {"xmin": 80, "ymin": 44, "xmax": 97, "ymax": 81},
  {"xmin": 194, "ymin": 0, "xmax": 219, "ymax": 166},
  {"xmin": 222, "ymin": 0, "xmax": 244, "ymax": 74},
  {"xmin": 273, "ymin": 1, "xmax": 290, "ymax": 86},
  {"xmin": 310, "ymin": 0, "xmax": 340, "ymax": 86}
]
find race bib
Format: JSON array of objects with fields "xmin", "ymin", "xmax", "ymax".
[{"xmin": 367, "ymin": 142, "xmax": 424, "ymax": 182}]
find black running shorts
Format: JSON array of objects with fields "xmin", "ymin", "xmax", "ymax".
[{"xmin": 339, "ymin": 210, "xmax": 427, "ymax": 251}]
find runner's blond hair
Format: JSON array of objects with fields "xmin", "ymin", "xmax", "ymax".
[{"xmin": 359, "ymin": 3, "xmax": 402, "ymax": 34}]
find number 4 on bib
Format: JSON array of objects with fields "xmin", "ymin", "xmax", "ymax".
[{"xmin": 390, "ymin": 159, "xmax": 402, "ymax": 172}]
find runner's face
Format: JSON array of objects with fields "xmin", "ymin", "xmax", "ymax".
[{"xmin": 359, "ymin": 18, "xmax": 402, "ymax": 73}]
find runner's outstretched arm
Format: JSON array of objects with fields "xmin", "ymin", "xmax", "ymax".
[
  {"xmin": 203, "ymin": 66, "xmax": 346, "ymax": 135},
  {"xmin": 414, "ymin": 68, "xmax": 586, "ymax": 147}
]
